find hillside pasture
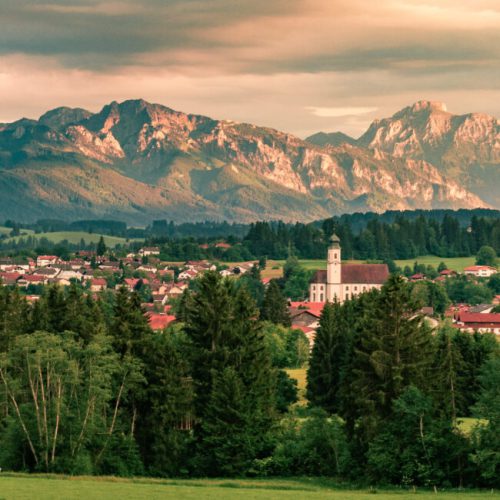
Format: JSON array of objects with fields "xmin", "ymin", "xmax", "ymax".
[
  {"xmin": 0, "ymin": 474, "xmax": 496, "ymax": 500},
  {"xmin": 2, "ymin": 231, "xmax": 136, "ymax": 247}
]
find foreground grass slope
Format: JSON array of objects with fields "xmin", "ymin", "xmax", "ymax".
[{"xmin": 0, "ymin": 475, "xmax": 497, "ymax": 500}]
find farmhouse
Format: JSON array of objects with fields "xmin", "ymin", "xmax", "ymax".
[
  {"xmin": 464, "ymin": 265, "xmax": 497, "ymax": 278},
  {"xmin": 309, "ymin": 234, "xmax": 389, "ymax": 303},
  {"xmin": 455, "ymin": 312, "xmax": 500, "ymax": 336}
]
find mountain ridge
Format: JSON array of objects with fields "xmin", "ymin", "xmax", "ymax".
[{"xmin": 0, "ymin": 99, "xmax": 496, "ymax": 224}]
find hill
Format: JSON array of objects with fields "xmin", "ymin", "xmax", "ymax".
[{"xmin": 0, "ymin": 99, "xmax": 496, "ymax": 224}]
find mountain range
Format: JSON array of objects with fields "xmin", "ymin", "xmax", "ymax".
[{"xmin": 0, "ymin": 99, "xmax": 498, "ymax": 224}]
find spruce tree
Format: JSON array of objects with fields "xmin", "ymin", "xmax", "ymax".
[
  {"xmin": 261, "ymin": 279, "xmax": 291, "ymax": 326},
  {"xmin": 184, "ymin": 271, "xmax": 276, "ymax": 475},
  {"xmin": 307, "ymin": 301, "xmax": 348, "ymax": 413},
  {"xmin": 351, "ymin": 275, "xmax": 435, "ymax": 437}
]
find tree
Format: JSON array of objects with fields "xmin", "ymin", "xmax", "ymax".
[
  {"xmin": 351, "ymin": 275, "xmax": 435, "ymax": 439},
  {"xmin": 183, "ymin": 272, "xmax": 277, "ymax": 475},
  {"xmin": 433, "ymin": 323, "xmax": 465, "ymax": 420},
  {"xmin": 307, "ymin": 301, "xmax": 350, "ymax": 414},
  {"xmin": 97, "ymin": 236, "xmax": 107, "ymax": 257},
  {"xmin": 476, "ymin": 245, "xmax": 497, "ymax": 267},
  {"xmin": 0, "ymin": 331, "xmax": 123, "ymax": 473},
  {"xmin": 470, "ymin": 355, "xmax": 500, "ymax": 487},
  {"xmin": 261, "ymin": 280, "xmax": 291, "ymax": 326}
]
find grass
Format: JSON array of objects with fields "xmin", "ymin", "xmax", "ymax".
[
  {"xmin": 0, "ymin": 474, "xmax": 496, "ymax": 500},
  {"xmin": 394, "ymin": 255, "xmax": 475, "ymax": 273},
  {"xmin": 286, "ymin": 367, "xmax": 308, "ymax": 405},
  {"xmin": 2, "ymin": 231, "xmax": 137, "ymax": 247},
  {"xmin": 0, "ymin": 226, "xmax": 34, "ymax": 236},
  {"xmin": 260, "ymin": 256, "xmax": 475, "ymax": 279}
]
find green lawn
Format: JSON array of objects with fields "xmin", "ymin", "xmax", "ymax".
[
  {"xmin": 3, "ymin": 231, "xmax": 138, "ymax": 247},
  {"xmin": 0, "ymin": 475, "xmax": 496, "ymax": 500}
]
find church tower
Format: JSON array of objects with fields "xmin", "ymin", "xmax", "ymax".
[{"xmin": 326, "ymin": 234, "xmax": 342, "ymax": 301}]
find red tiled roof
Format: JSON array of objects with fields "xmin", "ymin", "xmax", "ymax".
[
  {"xmin": 458, "ymin": 312, "xmax": 500, "ymax": 324},
  {"xmin": 292, "ymin": 324, "xmax": 315, "ymax": 334},
  {"xmin": 290, "ymin": 301, "xmax": 325, "ymax": 316},
  {"xmin": 148, "ymin": 314, "xmax": 176, "ymax": 330},
  {"xmin": 311, "ymin": 264, "xmax": 388, "ymax": 285}
]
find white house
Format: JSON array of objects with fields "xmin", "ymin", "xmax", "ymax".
[{"xmin": 464, "ymin": 265, "xmax": 497, "ymax": 278}]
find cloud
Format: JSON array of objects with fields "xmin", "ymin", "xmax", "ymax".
[
  {"xmin": 306, "ymin": 107, "xmax": 378, "ymax": 118},
  {"xmin": 0, "ymin": 1, "xmax": 499, "ymax": 136}
]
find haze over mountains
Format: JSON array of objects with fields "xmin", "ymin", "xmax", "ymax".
[{"xmin": 0, "ymin": 99, "xmax": 498, "ymax": 224}]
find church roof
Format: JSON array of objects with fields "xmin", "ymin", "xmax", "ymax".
[{"xmin": 310, "ymin": 264, "xmax": 389, "ymax": 285}]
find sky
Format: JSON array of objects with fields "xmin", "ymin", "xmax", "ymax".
[{"xmin": 1, "ymin": 0, "xmax": 500, "ymax": 138}]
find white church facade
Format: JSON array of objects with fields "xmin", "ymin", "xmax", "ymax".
[{"xmin": 309, "ymin": 234, "xmax": 389, "ymax": 303}]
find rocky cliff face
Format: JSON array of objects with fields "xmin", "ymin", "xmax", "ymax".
[{"xmin": 0, "ymin": 99, "xmax": 495, "ymax": 223}]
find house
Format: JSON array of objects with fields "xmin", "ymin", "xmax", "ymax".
[
  {"xmin": 215, "ymin": 242, "xmax": 232, "ymax": 249},
  {"xmin": 178, "ymin": 269, "xmax": 199, "ymax": 281},
  {"xmin": 90, "ymin": 278, "xmax": 107, "ymax": 292},
  {"xmin": 464, "ymin": 265, "xmax": 497, "ymax": 278},
  {"xmin": 36, "ymin": 255, "xmax": 59, "ymax": 267},
  {"xmin": 139, "ymin": 247, "xmax": 160, "ymax": 256},
  {"xmin": 17, "ymin": 274, "xmax": 48, "ymax": 287},
  {"xmin": 148, "ymin": 313, "xmax": 176, "ymax": 331},
  {"xmin": 455, "ymin": 312, "xmax": 500, "ymax": 335},
  {"xmin": 288, "ymin": 302, "xmax": 325, "ymax": 330},
  {"xmin": 439, "ymin": 269, "xmax": 456, "ymax": 278},
  {"xmin": 309, "ymin": 235, "xmax": 389, "ymax": 303},
  {"xmin": 410, "ymin": 273, "xmax": 425, "ymax": 281},
  {"xmin": 0, "ymin": 272, "xmax": 22, "ymax": 286}
]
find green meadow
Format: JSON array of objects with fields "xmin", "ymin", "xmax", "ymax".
[
  {"xmin": 261, "ymin": 256, "xmax": 474, "ymax": 279},
  {"xmin": 2, "ymin": 231, "xmax": 135, "ymax": 247},
  {"xmin": 0, "ymin": 475, "xmax": 496, "ymax": 500}
]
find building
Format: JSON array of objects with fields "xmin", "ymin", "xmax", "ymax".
[
  {"xmin": 309, "ymin": 234, "xmax": 389, "ymax": 303},
  {"xmin": 455, "ymin": 312, "xmax": 500, "ymax": 336},
  {"xmin": 464, "ymin": 265, "xmax": 497, "ymax": 278}
]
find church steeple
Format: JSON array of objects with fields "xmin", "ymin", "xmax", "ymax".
[{"xmin": 327, "ymin": 234, "xmax": 341, "ymax": 300}]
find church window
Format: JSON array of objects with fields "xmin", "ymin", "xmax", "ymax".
[
  {"xmin": 320, "ymin": 293, "xmax": 324, "ymax": 301},
  {"xmin": 345, "ymin": 293, "xmax": 349, "ymax": 300}
]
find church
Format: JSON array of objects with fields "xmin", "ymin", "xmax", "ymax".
[{"xmin": 309, "ymin": 234, "xmax": 389, "ymax": 303}]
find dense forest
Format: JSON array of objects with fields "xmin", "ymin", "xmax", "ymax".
[{"xmin": 0, "ymin": 273, "xmax": 498, "ymax": 487}]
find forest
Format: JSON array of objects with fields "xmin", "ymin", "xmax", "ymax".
[
  {"xmin": 0, "ymin": 272, "xmax": 498, "ymax": 488},
  {"xmin": 1, "ymin": 210, "xmax": 499, "ymax": 263}
]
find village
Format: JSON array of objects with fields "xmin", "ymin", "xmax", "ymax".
[{"xmin": 1, "ymin": 239, "xmax": 499, "ymax": 343}]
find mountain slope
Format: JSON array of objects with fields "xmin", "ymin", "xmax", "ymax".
[{"xmin": 0, "ymin": 99, "xmax": 493, "ymax": 224}]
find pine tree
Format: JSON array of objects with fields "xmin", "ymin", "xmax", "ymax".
[
  {"xmin": 261, "ymin": 279, "xmax": 291, "ymax": 326},
  {"xmin": 351, "ymin": 275, "xmax": 435, "ymax": 437}
]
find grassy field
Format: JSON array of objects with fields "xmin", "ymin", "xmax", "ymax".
[
  {"xmin": 0, "ymin": 474, "xmax": 496, "ymax": 500},
  {"xmin": 394, "ymin": 255, "xmax": 475, "ymax": 273},
  {"xmin": 286, "ymin": 367, "xmax": 308, "ymax": 405},
  {"xmin": 261, "ymin": 256, "xmax": 475, "ymax": 279},
  {"xmin": 3, "ymin": 231, "xmax": 136, "ymax": 247},
  {"xmin": 0, "ymin": 226, "xmax": 35, "ymax": 236}
]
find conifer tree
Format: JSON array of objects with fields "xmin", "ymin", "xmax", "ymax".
[
  {"xmin": 97, "ymin": 236, "xmax": 107, "ymax": 257},
  {"xmin": 307, "ymin": 301, "xmax": 348, "ymax": 413},
  {"xmin": 184, "ymin": 271, "xmax": 276, "ymax": 475},
  {"xmin": 261, "ymin": 279, "xmax": 291, "ymax": 326},
  {"xmin": 351, "ymin": 275, "xmax": 434, "ymax": 437}
]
